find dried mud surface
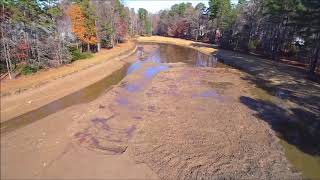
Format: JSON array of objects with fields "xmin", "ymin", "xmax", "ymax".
[{"xmin": 71, "ymin": 64, "xmax": 299, "ymax": 179}]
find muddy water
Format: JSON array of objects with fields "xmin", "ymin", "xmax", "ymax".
[
  {"xmin": 1, "ymin": 44, "xmax": 220, "ymax": 134},
  {"xmin": 138, "ymin": 42, "xmax": 223, "ymax": 67}
]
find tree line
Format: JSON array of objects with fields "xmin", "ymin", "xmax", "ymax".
[
  {"xmin": 1, "ymin": 0, "xmax": 318, "ymax": 78},
  {"xmin": 153, "ymin": 0, "xmax": 319, "ymax": 74},
  {"xmin": 0, "ymin": 0, "xmax": 152, "ymax": 78}
]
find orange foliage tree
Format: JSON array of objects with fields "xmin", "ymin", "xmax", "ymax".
[{"xmin": 67, "ymin": 4, "xmax": 97, "ymax": 47}]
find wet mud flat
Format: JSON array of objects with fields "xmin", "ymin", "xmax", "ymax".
[
  {"xmin": 127, "ymin": 67, "xmax": 299, "ymax": 179},
  {"xmin": 1, "ymin": 44, "xmax": 302, "ymax": 179},
  {"xmin": 70, "ymin": 65, "xmax": 299, "ymax": 179}
]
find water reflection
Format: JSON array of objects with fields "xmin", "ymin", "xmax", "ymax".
[
  {"xmin": 150, "ymin": 44, "xmax": 220, "ymax": 67},
  {"xmin": 192, "ymin": 90, "xmax": 225, "ymax": 102},
  {"xmin": 126, "ymin": 61, "xmax": 142, "ymax": 75},
  {"xmin": 144, "ymin": 65, "xmax": 169, "ymax": 79},
  {"xmin": 122, "ymin": 44, "xmax": 222, "ymax": 97}
]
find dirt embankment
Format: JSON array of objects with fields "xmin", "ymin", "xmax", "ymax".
[
  {"xmin": 1, "ymin": 40, "xmax": 137, "ymax": 123},
  {"xmin": 0, "ymin": 40, "xmax": 136, "ymax": 96}
]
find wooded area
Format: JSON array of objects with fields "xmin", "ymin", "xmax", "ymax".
[
  {"xmin": 152, "ymin": 0, "xmax": 320, "ymax": 75},
  {"xmin": 0, "ymin": 0, "xmax": 152, "ymax": 79},
  {"xmin": 1, "ymin": 0, "xmax": 319, "ymax": 79}
]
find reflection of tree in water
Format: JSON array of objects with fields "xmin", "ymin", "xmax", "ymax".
[
  {"xmin": 161, "ymin": 45, "xmax": 196, "ymax": 63},
  {"xmin": 158, "ymin": 44, "xmax": 219, "ymax": 67},
  {"xmin": 137, "ymin": 46, "xmax": 144, "ymax": 57},
  {"xmin": 135, "ymin": 44, "xmax": 221, "ymax": 68},
  {"xmin": 196, "ymin": 52, "xmax": 218, "ymax": 67}
]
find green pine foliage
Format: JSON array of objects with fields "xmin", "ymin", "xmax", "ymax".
[{"xmin": 138, "ymin": 8, "xmax": 151, "ymax": 35}]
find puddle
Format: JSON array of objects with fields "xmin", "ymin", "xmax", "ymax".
[
  {"xmin": 125, "ymin": 83, "xmax": 141, "ymax": 92},
  {"xmin": 248, "ymin": 86, "xmax": 320, "ymax": 179},
  {"xmin": 126, "ymin": 61, "xmax": 142, "ymax": 75},
  {"xmin": 115, "ymin": 97, "xmax": 130, "ymax": 106},
  {"xmin": 125, "ymin": 125, "xmax": 136, "ymax": 139},
  {"xmin": 144, "ymin": 65, "xmax": 169, "ymax": 78},
  {"xmin": 192, "ymin": 90, "xmax": 225, "ymax": 102},
  {"xmin": 280, "ymin": 140, "xmax": 320, "ymax": 179}
]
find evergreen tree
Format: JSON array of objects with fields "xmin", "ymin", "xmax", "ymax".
[
  {"xmin": 293, "ymin": 0, "xmax": 320, "ymax": 73},
  {"xmin": 138, "ymin": 8, "xmax": 151, "ymax": 35},
  {"xmin": 208, "ymin": 0, "xmax": 232, "ymax": 29}
]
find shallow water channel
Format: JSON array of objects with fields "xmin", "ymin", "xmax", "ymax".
[
  {"xmin": 1, "ymin": 43, "xmax": 319, "ymax": 179},
  {"xmin": 1, "ymin": 43, "xmax": 221, "ymax": 134}
]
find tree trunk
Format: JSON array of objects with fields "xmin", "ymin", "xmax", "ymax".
[
  {"xmin": 309, "ymin": 46, "xmax": 319, "ymax": 74},
  {"xmin": 35, "ymin": 33, "xmax": 40, "ymax": 63},
  {"xmin": 1, "ymin": 26, "xmax": 12, "ymax": 79},
  {"xmin": 3, "ymin": 40, "xmax": 12, "ymax": 79},
  {"xmin": 97, "ymin": 42, "xmax": 101, "ymax": 52},
  {"xmin": 79, "ymin": 42, "xmax": 83, "ymax": 52},
  {"xmin": 87, "ymin": 43, "xmax": 90, "ymax": 52}
]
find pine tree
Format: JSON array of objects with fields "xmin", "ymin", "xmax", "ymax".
[
  {"xmin": 138, "ymin": 8, "xmax": 151, "ymax": 35},
  {"xmin": 208, "ymin": 0, "xmax": 233, "ymax": 29},
  {"xmin": 293, "ymin": 0, "xmax": 320, "ymax": 73}
]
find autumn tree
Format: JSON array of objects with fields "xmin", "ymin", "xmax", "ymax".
[
  {"xmin": 1, "ymin": 0, "xmax": 71, "ymax": 78},
  {"xmin": 67, "ymin": 2, "xmax": 97, "ymax": 52}
]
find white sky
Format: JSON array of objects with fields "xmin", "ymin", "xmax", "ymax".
[{"xmin": 123, "ymin": 0, "xmax": 239, "ymax": 14}]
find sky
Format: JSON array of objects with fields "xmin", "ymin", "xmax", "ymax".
[{"xmin": 123, "ymin": 0, "xmax": 239, "ymax": 14}]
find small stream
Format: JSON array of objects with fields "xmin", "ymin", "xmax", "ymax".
[{"xmin": 1, "ymin": 43, "xmax": 318, "ymax": 179}]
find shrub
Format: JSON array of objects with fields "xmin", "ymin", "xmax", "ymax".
[
  {"xmin": 248, "ymin": 39, "xmax": 259, "ymax": 51},
  {"xmin": 21, "ymin": 64, "xmax": 40, "ymax": 75},
  {"xmin": 101, "ymin": 38, "xmax": 113, "ymax": 48},
  {"xmin": 70, "ymin": 47, "xmax": 93, "ymax": 61}
]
